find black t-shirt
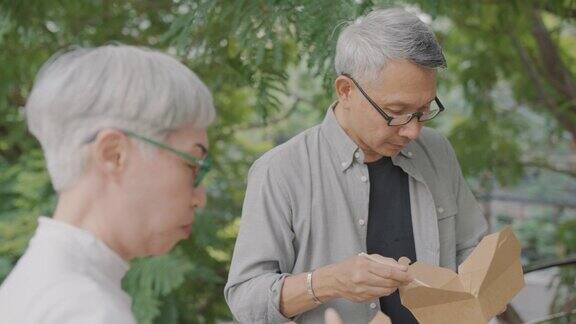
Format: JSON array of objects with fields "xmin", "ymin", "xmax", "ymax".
[{"xmin": 366, "ymin": 156, "xmax": 418, "ymax": 323}]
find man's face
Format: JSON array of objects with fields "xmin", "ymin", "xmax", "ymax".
[
  {"xmin": 338, "ymin": 60, "xmax": 437, "ymax": 158},
  {"xmin": 120, "ymin": 125, "xmax": 209, "ymax": 257}
]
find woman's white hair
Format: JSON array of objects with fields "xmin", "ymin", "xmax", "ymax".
[
  {"xmin": 335, "ymin": 7, "xmax": 446, "ymax": 83},
  {"xmin": 25, "ymin": 44, "xmax": 216, "ymax": 191}
]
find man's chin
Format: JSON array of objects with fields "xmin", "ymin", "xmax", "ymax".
[
  {"xmin": 376, "ymin": 146, "xmax": 402, "ymax": 157},
  {"xmin": 363, "ymin": 144, "xmax": 402, "ymax": 160}
]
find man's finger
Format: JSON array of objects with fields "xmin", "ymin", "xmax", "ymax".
[
  {"xmin": 369, "ymin": 265, "xmax": 413, "ymax": 283},
  {"xmin": 360, "ymin": 253, "xmax": 407, "ymax": 271},
  {"xmin": 364, "ymin": 272, "xmax": 410, "ymax": 288}
]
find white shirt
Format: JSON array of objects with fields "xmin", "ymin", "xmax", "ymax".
[{"xmin": 0, "ymin": 217, "xmax": 137, "ymax": 324}]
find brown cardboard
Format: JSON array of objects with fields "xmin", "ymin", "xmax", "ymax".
[
  {"xmin": 398, "ymin": 226, "xmax": 524, "ymax": 324},
  {"xmin": 369, "ymin": 311, "xmax": 392, "ymax": 324}
]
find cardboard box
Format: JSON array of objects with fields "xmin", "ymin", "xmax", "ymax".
[
  {"xmin": 370, "ymin": 311, "xmax": 392, "ymax": 324},
  {"xmin": 398, "ymin": 226, "xmax": 524, "ymax": 324}
]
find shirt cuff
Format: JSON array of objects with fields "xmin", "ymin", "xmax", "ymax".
[{"xmin": 267, "ymin": 273, "xmax": 292, "ymax": 323}]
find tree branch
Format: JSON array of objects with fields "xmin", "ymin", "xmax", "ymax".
[
  {"xmin": 542, "ymin": 3, "xmax": 576, "ymax": 22},
  {"xmin": 521, "ymin": 159, "xmax": 576, "ymax": 178},
  {"xmin": 509, "ymin": 35, "xmax": 568, "ymax": 126},
  {"xmin": 511, "ymin": 32, "xmax": 576, "ymax": 142},
  {"xmin": 476, "ymin": 192, "xmax": 576, "ymax": 209},
  {"xmin": 524, "ymin": 254, "xmax": 576, "ymax": 273},
  {"xmin": 531, "ymin": 8, "xmax": 576, "ymax": 99},
  {"xmin": 530, "ymin": 9, "xmax": 576, "ymax": 143},
  {"xmin": 231, "ymin": 95, "xmax": 311, "ymax": 132},
  {"xmin": 524, "ymin": 309, "xmax": 576, "ymax": 324}
]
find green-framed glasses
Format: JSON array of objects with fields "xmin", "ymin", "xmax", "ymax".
[{"xmin": 125, "ymin": 131, "xmax": 212, "ymax": 187}]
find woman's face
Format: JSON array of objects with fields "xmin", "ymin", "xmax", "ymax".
[{"xmin": 116, "ymin": 125, "xmax": 209, "ymax": 258}]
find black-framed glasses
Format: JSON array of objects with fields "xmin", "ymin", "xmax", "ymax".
[
  {"xmin": 341, "ymin": 73, "xmax": 445, "ymax": 126},
  {"xmin": 125, "ymin": 131, "xmax": 211, "ymax": 187}
]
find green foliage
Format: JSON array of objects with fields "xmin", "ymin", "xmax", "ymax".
[
  {"xmin": 162, "ymin": 0, "xmax": 362, "ymax": 120},
  {"xmin": 0, "ymin": 0, "xmax": 575, "ymax": 323},
  {"xmin": 123, "ymin": 249, "xmax": 193, "ymax": 323},
  {"xmin": 448, "ymin": 112, "xmax": 525, "ymax": 186},
  {"xmin": 0, "ymin": 1, "xmax": 242, "ymax": 322},
  {"xmin": 408, "ymin": 0, "xmax": 576, "ymax": 186},
  {"xmin": 513, "ymin": 214, "xmax": 559, "ymax": 263},
  {"xmin": 551, "ymin": 219, "xmax": 576, "ymax": 317},
  {"xmin": 0, "ymin": 149, "xmax": 54, "ymax": 268},
  {"xmin": 508, "ymin": 214, "xmax": 576, "ymax": 319}
]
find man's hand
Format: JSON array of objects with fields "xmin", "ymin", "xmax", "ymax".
[{"xmin": 319, "ymin": 254, "xmax": 413, "ymax": 302}]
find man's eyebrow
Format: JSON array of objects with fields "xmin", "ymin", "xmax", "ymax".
[
  {"xmin": 384, "ymin": 100, "xmax": 412, "ymax": 108},
  {"xmin": 385, "ymin": 98, "xmax": 435, "ymax": 112},
  {"xmin": 384, "ymin": 102, "xmax": 411, "ymax": 112}
]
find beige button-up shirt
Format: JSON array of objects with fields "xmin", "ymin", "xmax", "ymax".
[{"xmin": 225, "ymin": 104, "xmax": 488, "ymax": 323}]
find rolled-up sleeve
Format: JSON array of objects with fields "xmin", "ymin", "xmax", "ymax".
[
  {"xmin": 224, "ymin": 157, "xmax": 296, "ymax": 323},
  {"xmin": 442, "ymin": 137, "xmax": 489, "ymax": 265}
]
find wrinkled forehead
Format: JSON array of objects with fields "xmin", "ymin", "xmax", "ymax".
[{"xmin": 366, "ymin": 61, "xmax": 438, "ymax": 107}]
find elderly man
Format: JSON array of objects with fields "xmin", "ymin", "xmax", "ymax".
[
  {"xmin": 0, "ymin": 45, "xmax": 216, "ymax": 323},
  {"xmin": 225, "ymin": 8, "xmax": 488, "ymax": 323}
]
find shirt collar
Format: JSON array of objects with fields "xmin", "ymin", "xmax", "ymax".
[
  {"xmin": 399, "ymin": 144, "xmax": 415, "ymax": 159},
  {"xmin": 320, "ymin": 102, "xmax": 414, "ymax": 172}
]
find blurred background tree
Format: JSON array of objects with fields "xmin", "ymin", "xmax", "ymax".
[{"xmin": 0, "ymin": 0, "xmax": 574, "ymax": 323}]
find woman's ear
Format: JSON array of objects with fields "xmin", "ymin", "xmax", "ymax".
[{"xmin": 91, "ymin": 129, "xmax": 130, "ymax": 175}]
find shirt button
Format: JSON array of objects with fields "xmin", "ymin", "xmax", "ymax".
[
  {"xmin": 354, "ymin": 152, "xmax": 360, "ymax": 159},
  {"xmin": 407, "ymin": 151, "xmax": 413, "ymax": 157},
  {"xmin": 370, "ymin": 302, "xmax": 377, "ymax": 309},
  {"xmin": 360, "ymin": 176, "xmax": 367, "ymax": 182},
  {"xmin": 437, "ymin": 207, "xmax": 444, "ymax": 213},
  {"xmin": 341, "ymin": 162, "xmax": 347, "ymax": 167},
  {"xmin": 359, "ymin": 219, "xmax": 365, "ymax": 226}
]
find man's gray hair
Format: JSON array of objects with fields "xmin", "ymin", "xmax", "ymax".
[
  {"xmin": 25, "ymin": 45, "xmax": 216, "ymax": 191},
  {"xmin": 335, "ymin": 7, "xmax": 446, "ymax": 83}
]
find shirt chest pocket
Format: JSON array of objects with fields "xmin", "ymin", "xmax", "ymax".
[{"xmin": 436, "ymin": 196, "xmax": 458, "ymax": 269}]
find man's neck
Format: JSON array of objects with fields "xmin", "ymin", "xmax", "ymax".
[{"xmin": 333, "ymin": 103, "xmax": 383, "ymax": 163}]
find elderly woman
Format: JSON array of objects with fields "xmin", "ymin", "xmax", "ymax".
[{"xmin": 0, "ymin": 45, "xmax": 216, "ymax": 323}]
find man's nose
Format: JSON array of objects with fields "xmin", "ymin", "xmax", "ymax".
[{"xmin": 398, "ymin": 117, "xmax": 422, "ymax": 140}]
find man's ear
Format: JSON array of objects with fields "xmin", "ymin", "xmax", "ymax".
[
  {"xmin": 334, "ymin": 75, "xmax": 354, "ymax": 104},
  {"xmin": 91, "ymin": 129, "xmax": 130, "ymax": 175}
]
